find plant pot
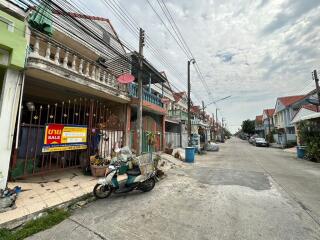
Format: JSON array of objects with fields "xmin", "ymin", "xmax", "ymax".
[{"xmin": 90, "ymin": 165, "xmax": 108, "ymax": 177}]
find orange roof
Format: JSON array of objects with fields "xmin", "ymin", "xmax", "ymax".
[
  {"xmin": 255, "ymin": 115, "xmax": 263, "ymax": 122},
  {"xmin": 263, "ymin": 109, "xmax": 275, "ymax": 117},
  {"xmin": 191, "ymin": 106, "xmax": 201, "ymax": 113},
  {"xmin": 302, "ymin": 104, "xmax": 318, "ymax": 112},
  {"xmin": 54, "ymin": 11, "xmax": 110, "ymax": 22},
  {"xmin": 278, "ymin": 95, "xmax": 305, "ymax": 107},
  {"xmin": 173, "ymin": 92, "xmax": 186, "ymax": 102}
]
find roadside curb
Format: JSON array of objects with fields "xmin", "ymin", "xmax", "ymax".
[{"xmin": 0, "ymin": 193, "xmax": 94, "ymax": 230}]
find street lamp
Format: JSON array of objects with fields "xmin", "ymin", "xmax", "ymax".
[{"xmin": 187, "ymin": 58, "xmax": 195, "ymax": 146}]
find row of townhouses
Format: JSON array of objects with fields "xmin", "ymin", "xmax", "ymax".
[
  {"xmin": 0, "ymin": 1, "xmax": 213, "ymax": 189},
  {"xmin": 255, "ymin": 90, "xmax": 319, "ymax": 146}
]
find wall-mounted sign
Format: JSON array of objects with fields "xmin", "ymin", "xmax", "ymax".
[
  {"xmin": 161, "ymin": 98, "xmax": 170, "ymax": 104},
  {"xmin": 117, "ymin": 73, "xmax": 135, "ymax": 84},
  {"xmin": 42, "ymin": 124, "xmax": 87, "ymax": 152}
]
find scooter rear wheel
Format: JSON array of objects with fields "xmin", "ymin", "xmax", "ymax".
[
  {"xmin": 93, "ymin": 184, "xmax": 112, "ymax": 199},
  {"xmin": 139, "ymin": 178, "xmax": 156, "ymax": 192}
]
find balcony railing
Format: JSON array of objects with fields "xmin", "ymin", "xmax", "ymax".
[
  {"xmin": 28, "ymin": 33, "xmax": 127, "ymax": 93},
  {"xmin": 128, "ymin": 83, "xmax": 164, "ymax": 108},
  {"xmin": 168, "ymin": 109, "xmax": 188, "ymax": 120}
]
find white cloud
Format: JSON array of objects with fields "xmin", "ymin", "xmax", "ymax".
[{"xmin": 80, "ymin": 0, "xmax": 320, "ymax": 133}]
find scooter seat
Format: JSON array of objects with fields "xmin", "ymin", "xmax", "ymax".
[{"xmin": 126, "ymin": 168, "xmax": 141, "ymax": 176}]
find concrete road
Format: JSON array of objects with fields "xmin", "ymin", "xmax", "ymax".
[{"xmin": 28, "ymin": 138, "xmax": 320, "ymax": 240}]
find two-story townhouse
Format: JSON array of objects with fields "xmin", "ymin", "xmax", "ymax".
[
  {"xmin": 291, "ymin": 104, "xmax": 318, "ymax": 145},
  {"xmin": 0, "ymin": 1, "xmax": 28, "ymax": 189},
  {"xmin": 291, "ymin": 89, "xmax": 319, "ymax": 112},
  {"xmin": 262, "ymin": 109, "xmax": 275, "ymax": 137},
  {"xmin": 127, "ymin": 52, "xmax": 167, "ymax": 153},
  {"xmin": 255, "ymin": 115, "xmax": 264, "ymax": 137},
  {"xmin": 9, "ymin": 3, "xmax": 133, "ymax": 180},
  {"xmin": 273, "ymin": 95, "xmax": 305, "ymax": 145},
  {"xmin": 150, "ymin": 73, "xmax": 183, "ymax": 148},
  {"xmin": 190, "ymin": 105, "xmax": 210, "ymax": 144},
  {"xmin": 171, "ymin": 91, "xmax": 189, "ymax": 147}
]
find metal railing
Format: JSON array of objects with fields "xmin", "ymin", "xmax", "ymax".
[
  {"xmin": 128, "ymin": 83, "xmax": 164, "ymax": 108},
  {"xmin": 168, "ymin": 109, "xmax": 188, "ymax": 120}
]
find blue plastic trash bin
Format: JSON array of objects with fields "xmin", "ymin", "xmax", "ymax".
[
  {"xmin": 185, "ymin": 147, "xmax": 195, "ymax": 163},
  {"xmin": 296, "ymin": 146, "xmax": 306, "ymax": 159}
]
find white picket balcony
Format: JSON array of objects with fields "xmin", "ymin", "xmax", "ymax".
[{"xmin": 27, "ymin": 33, "xmax": 129, "ymax": 102}]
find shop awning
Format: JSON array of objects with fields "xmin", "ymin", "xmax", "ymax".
[{"xmin": 28, "ymin": 1, "xmax": 53, "ymax": 36}]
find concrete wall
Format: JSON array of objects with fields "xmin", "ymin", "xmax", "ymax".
[{"xmin": 0, "ymin": 69, "xmax": 21, "ymax": 189}]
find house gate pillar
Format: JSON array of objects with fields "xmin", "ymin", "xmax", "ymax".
[{"xmin": 0, "ymin": 69, "xmax": 22, "ymax": 189}]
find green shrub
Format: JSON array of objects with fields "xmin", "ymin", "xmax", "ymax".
[
  {"xmin": 266, "ymin": 132, "xmax": 274, "ymax": 143},
  {"xmin": 298, "ymin": 120, "xmax": 320, "ymax": 162}
]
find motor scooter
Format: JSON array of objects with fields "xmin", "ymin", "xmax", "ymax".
[{"xmin": 93, "ymin": 161, "xmax": 156, "ymax": 199}]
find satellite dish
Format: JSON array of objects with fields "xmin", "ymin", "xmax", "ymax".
[{"xmin": 117, "ymin": 73, "xmax": 135, "ymax": 84}]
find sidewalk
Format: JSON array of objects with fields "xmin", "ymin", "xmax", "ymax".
[
  {"xmin": 0, "ymin": 153, "xmax": 185, "ymax": 228},
  {"xmin": 0, "ymin": 170, "xmax": 96, "ymax": 228},
  {"xmin": 283, "ymin": 147, "xmax": 297, "ymax": 154},
  {"xmin": 269, "ymin": 143, "xmax": 284, "ymax": 149}
]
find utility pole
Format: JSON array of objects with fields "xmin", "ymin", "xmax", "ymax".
[
  {"xmin": 187, "ymin": 59, "xmax": 195, "ymax": 146},
  {"xmin": 202, "ymin": 100, "xmax": 205, "ymax": 121},
  {"xmin": 215, "ymin": 108, "xmax": 218, "ymax": 141},
  {"xmin": 211, "ymin": 113, "xmax": 214, "ymax": 141},
  {"xmin": 312, "ymin": 70, "xmax": 320, "ymax": 112},
  {"xmin": 221, "ymin": 118, "xmax": 225, "ymax": 142},
  {"xmin": 137, "ymin": 28, "xmax": 145, "ymax": 155}
]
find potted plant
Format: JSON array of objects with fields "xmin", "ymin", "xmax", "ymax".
[
  {"xmin": 146, "ymin": 131, "xmax": 157, "ymax": 146},
  {"xmin": 90, "ymin": 153, "xmax": 110, "ymax": 177},
  {"xmin": 165, "ymin": 142, "xmax": 173, "ymax": 155}
]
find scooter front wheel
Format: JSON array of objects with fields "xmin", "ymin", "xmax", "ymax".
[{"xmin": 93, "ymin": 184, "xmax": 112, "ymax": 199}]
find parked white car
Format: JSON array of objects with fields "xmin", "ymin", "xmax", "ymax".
[
  {"xmin": 254, "ymin": 138, "xmax": 269, "ymax": 147},
  {"xmin": 204, "ymin": 142, "xmax": 219, "ymax": 151}
]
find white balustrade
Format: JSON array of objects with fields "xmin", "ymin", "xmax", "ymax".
[
  {"xmin": 54, "ymin": 47, "xmax": 60, "ymax": 65},
  {"xmin": 79, "ymin": 59, "xmax": 84, "ymax": 75},
  {"xmin": 63, "ymin": 51, "xmax": 69, "ymax": 68},
  {"xmin": 85, "ymin": 62, "xmax": 90, "ymax": 77},
  {"xmin": 71, "ymin": 55, "xmax": 77, "ymax": 71},
  {"xmin": 30, "ymin": 34, "xmax": 127, "ymax": 94},
  {"xmin": 33, "ymin": 37, "xmax": 40, "ymax": 56},
  {"xmin": 96, "ymin": 67, "xmax": 101, "ymax": 81},
  {"xmin": 45, "ymin": 42, "xmax": 51, "ymax": 59},
  {"xmin": 91, "ymin": 65, "xmax": 96, "ymax": 80}
]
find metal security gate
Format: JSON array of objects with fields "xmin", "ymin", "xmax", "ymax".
[
  {"xmin": 11, "ymin": 98, "xmax": 125, "ymax": 179},
  {"xmin": 165, "ymin": 132, "xmax": 181, "ymax": 148}
]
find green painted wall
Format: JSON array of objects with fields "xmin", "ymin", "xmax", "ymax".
[{"xmin": 0, "ymin": 10, "xmax": 27, "ymax": 69}]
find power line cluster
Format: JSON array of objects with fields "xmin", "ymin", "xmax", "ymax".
[
  {"xmin": 19, "ymin": 0, "xmax": 135, "ymax": 77},
  {"xmin": 94, "ymin": 0, "xmax": 202, "ymax": 99},
  {"xmin": 73, "ymin": 0, "xmax": 195, "ymax": 99},
  {"xmin": 145, "ymin": 0, "xmax": 214, "ymax": 103},
  {"xmin": 19, "ymin": 0, "xmax": 215, "ymax": 107}
]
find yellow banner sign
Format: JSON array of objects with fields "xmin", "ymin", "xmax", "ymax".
[{"xmin": 42, "ymin": 124, "xmax": 87, "ymax": 153}]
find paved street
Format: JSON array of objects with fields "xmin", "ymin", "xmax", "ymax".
[{"xmin": 28, "ymin": 138, "xmax": 320, "ymax": 240}]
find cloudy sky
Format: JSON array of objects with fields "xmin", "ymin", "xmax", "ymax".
[{"xmin": 80, "ymin": 0, "xmax": 320, "ymax": 133}]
